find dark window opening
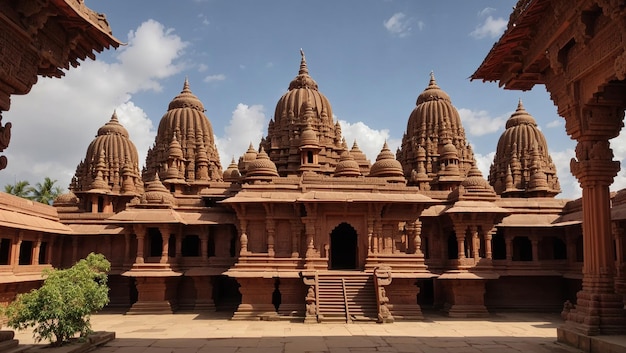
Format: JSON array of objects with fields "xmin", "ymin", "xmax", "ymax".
[
  {"xmin": 306, "ymin": 151, "xmax": 314, "ymax": 164},
  {"xmin": 422, "ymin": 236, "xmax": 429, "ymax": 259},
  {"xmin": 272, "ymin": 278, "xmax": 281, "ymax": 312},
  {"xmin": 204, "ymin": 198, "xmax": 217, "ymax": 207},
  {"xmin": 447, "ymin": 232, "xmax": 458, "ymax": 260},
  {"xmin": 208, "ymin": 233, "xmax": 216, "ymax": 257},
  {"xmin": 170, "ymin": 184, "xmax": 175, "ymax": 193},
  {"xmin": 18, "ymin": 241, "xmax": 33, "ymax": 265},
  {"xmin": 182, "ymin": 235, "xmax": 200, "ymax": 257},
  {"xmin": 97, "ymin": 196, "xmax": 104, "ymax": 213},
  {"xmin": 492, "ymin": 231, "xmax": 506, "ymax": 260},
  {"xmin": 576, "ymin": 235, "xmax": 584, "ymax": 262},
  {"xmin": 0, "ymin": 239, "xmax": 10, "ymax": 265},
  {"xmin": 168, "ymin": 235, "xmax": 176, "ymax": 257},
  {"xmin": 39, "ymin": 242, "xmax": 48, "ymax": 264},
  {"xmin": 512, "ymin": 236, "xmax": 532, "ymax": 261},
  {"xmin": 229, "ymin": 226, "xmax": 237, "ymax": 257},
  {"xmin": 148, "ymin": 228, "xmax": 163, "ymax": 257}
]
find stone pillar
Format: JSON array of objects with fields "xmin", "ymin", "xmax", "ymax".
[
  {"xmin": 367, "ymin": 219, "xmax": 374, "ymax": 255},
  {"xmin": 412, "ymin": 220, "xmax": 423, "ymax": 256},
  {"xmin": 266, "ymin": 219, "xmax": 275, "ymax": 257},
  {"xmin": 612, "ymin": 222, "xmax": 626, "ymax": 304},
  {"xmin": 470, "ymin": 226, "xmax": 480, "ymax": 260},
  {"xmin": 531, "ymin": 236, "xmax": 539, "ymax": 262},
  {"xmin": 193, "ymin": 276, "xmax": 215, "ymax": 311},
  {"xmin": 45, "ymin": 236, "xmax": 54, "ymax": 265},
  {"xmin": 304, "ymin": 219, "xmax": 316, "ymax": 259},
  {"xmin": 200, "ymin": 232, "xmax": 209, "ymax": 259},
  {"xmin": 505, "ymin": 235, "xmax": 513, "ymax": 262},
  {"xmin": 160, "ymin": 226, "xmax": 170, "ymax": 264},
  {"xmin": 443, "ymin": 279, "xmax": 488, "ymax": 318},
  {"xmin": 290, "ymin": 220, "xmax": 301, "ymax": 258},
  {"xmin": 124, "ymin": 232, "xmax": 131, "ymax": 264},
  {"xmin": 484, "ymin": 228, "xmax": 493, "ymax": 260},
  {"xmin": 10, "ymin": 234, "xmax": 21, "ymax": 267},
  {"xmin": 32, "ymin": 235, "xmax": 41, "ymax": 265},
  {"xmin": 127, "ymin": 276, "xmax": 180, "ymax": 314},
  {"xmin": 277, "ymin": 278, "xmax": 306, "ymax": 317},
  {"xmin": 239, "ymin": 219, "xmax": 249, "ymax": 256},
  {"xmin": 232, "ymin": 278, "xmax": 278, "ymax": 320},
  {"xmin": 561, "ymin": 108, "xmax": 626, "ymax": 335},
  {"xmin": 385, "ymin": 278, "xmax": 423, "ymax": 320},
  {"xmin": 134, "ymin": 225, "xmax": 145, "ymax": 264},
  {"xmin": 454, "ymin": 224, "xmax": 467, "ymax": 260}
]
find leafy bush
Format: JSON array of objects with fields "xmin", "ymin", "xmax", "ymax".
[{"xmin": 4, "ymin": 253, "xmax": 110, "ymax": 346}]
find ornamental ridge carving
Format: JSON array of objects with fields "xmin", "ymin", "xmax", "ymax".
[{"xmin": 615, "ymin": 51, "xmax": 626, "ymax": 80}]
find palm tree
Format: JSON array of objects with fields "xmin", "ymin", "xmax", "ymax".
[
  {"xmin": 29, "ymin": 177, "xmax": 63, "ymax": 205},
  {"xmin": 4, "ymin": 180, "xmax": 32, "ymax": 199}
]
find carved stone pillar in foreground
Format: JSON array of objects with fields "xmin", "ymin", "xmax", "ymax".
[{"xmin": 563, "ymin": 133, "xmax": 625, "ymax": 335}]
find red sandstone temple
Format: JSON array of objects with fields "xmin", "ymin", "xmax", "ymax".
[{"xmin": 2, "ymin": 1, "xmax": 626, "ymax": 351}]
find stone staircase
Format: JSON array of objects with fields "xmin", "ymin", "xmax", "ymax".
[{"xmin": 316, "ymin": 272, "xmax": 377, "ymax": 323}]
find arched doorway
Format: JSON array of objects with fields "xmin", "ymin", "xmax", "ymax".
[{"xmin": 330, "ymin": 223, "xmax": 357, "ymax": 270}]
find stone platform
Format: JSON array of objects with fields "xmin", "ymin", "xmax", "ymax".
[{"xmin": 9, "ymin": 311, "xmax": 606, "ymax": 352}]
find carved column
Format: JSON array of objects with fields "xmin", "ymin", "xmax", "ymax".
[
  {"xmin": 505, "ymin": 235, "xmax": 513, "ymax": 262},
  {"xmin": 531, "ymin": 236, "xmax": 539, "ymax": 262},
  {"xmin": 160, "ymin": 226, "xmax": 170, "ymax": 264},
  {"xmin": 134, "ymin": 225, "xmax": 145, "ymax": 264},
  {"xmin": 304, "ymin": 218, "xmax": 316, "ymax": 258},
  {"xmin": 367, "ymin": 219, "xmax": 374, "ymax": 255},
  {"xmin": 239, "ymin": 219, "xmax": 249, "ymax": 256},
  {"xmin": 290, "ymin": 219, "xmax": 300, "ymax": 258},
  {"xmin": 612, "ymin": 222, "xmax": 626, "ymax": 304},
  {"xmin": 200, "ymin": 232, "xmax": 209, "ymax": 259},
  {"xmin": 470, "ymin": 226, "xmax": 480, "ymax": 260},
  {"xmin": 454, "ymin": 224, "xmax": 467, "ymax": 260},
  {"xmin": 32, "ymin": 235, "xmax": 41, "ymax": 265},
  {"xmin": 412, "ymin": 220, "xmax": 423, "ymax": 256},
  {"xmin": 266, "ymin": 218, "xmax": 275, "ymax": 257},
  {"xmin": 10, "ymin": 233, "xmax": 21, "ymax": 267},
  {"xmin": 483, "ymin": 227, "xmax": 494, "ymax": 260},
  {"xmin": 562, "ymin": 104, "xmax": 626, "ymax": 335},
  {"xmin": 124, "ymin": 231, "xmax": 131, "ymax": 264}
]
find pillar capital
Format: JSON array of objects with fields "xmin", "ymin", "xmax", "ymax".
[{"xmin": 570, "ymin": 139, "xmax": 620, "ymax": 187}]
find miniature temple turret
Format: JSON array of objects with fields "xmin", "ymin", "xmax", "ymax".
[
  {"xmin": 488, "ymin": 100, "xmax": 560, "ymax": 197},
  {"xmin": 349, "ymin": 140, "xmax": 371, "ymax": 175},
  {"xmin": 368, "ymin": 142, "xmax": 405, "ymax": 183},
  {"xmin": 144, "ymin": 78, "xmax": 222, "ymax": 184},
  {"xmin": 68, "ymin": 111, "xmax": 142, "ymax": 212},
  {"xmin": 261, "ymin": 50, "xmax": 344, "ymax": 176},
  {"xmin": 397, "ymin": 72, "xmax": 475, "ymax": 190}
]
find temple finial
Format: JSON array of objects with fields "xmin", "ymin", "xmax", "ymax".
[{"xmin": 299, "ymin": 48, "xmax": 309, "ymax": 75}]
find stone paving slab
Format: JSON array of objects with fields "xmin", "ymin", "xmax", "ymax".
[{"xmin": 11, "ymin": 312, "xmax": 590, "ymax": 353}]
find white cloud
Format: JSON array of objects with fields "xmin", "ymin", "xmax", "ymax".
[
  {"xmin": 458, "ymin": 108, "xmax": 508, "ymax": 136},
  {"xmin": 197, "ymin": 63, "xmax": 208, "ymax": 72},
  {"xmin": 473, "ymin": 151, "xmax": 495, "ymax": 180},
  {"xmin": 203, "ymin": 74, "xmax": 226, "ymax": 83},
  {"xmin": 383, "ymin": 12, "xmax": 414, "ymax": 38},
  {"xmin": 0, "ymin": 20, "xmax": 185, "ymax": 190},
  {"xmin": 470, "ymin": 15, "xmax": 507, "ymax": 39},
  {"xmin": 546, "ymin": 119, "xmax": 564, "ymax": 128},
  {"xmin": 478, "ymin": 7, "xmax": 496, "ymax": 17},
  {"xmin": 215, "ymin": 104, "xmax": 267, "ymax": 165},
  {"xmin": 338, "ymin": 120, "xmax": 401, "ymax": 162},
  {"xmin": 551, "ymin": 148, "xmax": 581, "ymax": 199}
]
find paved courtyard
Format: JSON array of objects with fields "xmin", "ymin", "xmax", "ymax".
[{"xmin": 12, "ymin": 311, "xmax": 589, "ymax": 353}]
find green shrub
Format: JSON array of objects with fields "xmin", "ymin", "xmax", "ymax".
[{"xmin": 4, "ymin": 253, "xmax": 110, "ymax": 346}]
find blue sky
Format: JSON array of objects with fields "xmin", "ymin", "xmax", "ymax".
[{"xmin": 6, "ymin": 0, "xmax": 625, "ymax": 199}]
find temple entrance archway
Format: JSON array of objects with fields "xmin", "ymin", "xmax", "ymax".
[{"xmin": 330, "ymin": 222, "xmax": 357, "ymax": 270}]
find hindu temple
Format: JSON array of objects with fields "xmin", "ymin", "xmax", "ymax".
[{"xmin": 2, "ymin": 1, "xmax": 626, "ymax": 351}]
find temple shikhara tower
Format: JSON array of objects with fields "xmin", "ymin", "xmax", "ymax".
[{"xmin": 2, "ymin": 2, "xmax": 626, "ymax": 351}]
